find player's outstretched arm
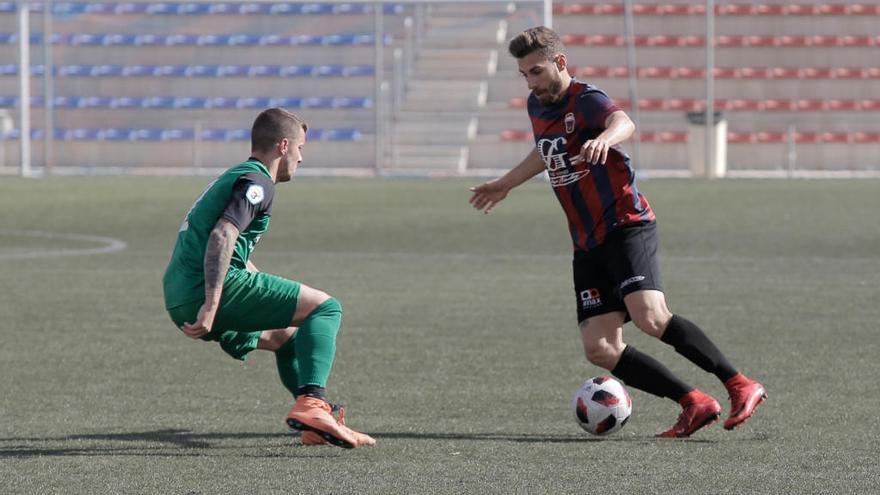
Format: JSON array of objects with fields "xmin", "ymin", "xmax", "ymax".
[
  {"xmin": 469, "ymin": 148, "xmax": 545, "ymax": 214},
  {"xmin": 181, "ymin": 218, "xmax": 240, "ymax": 339}
]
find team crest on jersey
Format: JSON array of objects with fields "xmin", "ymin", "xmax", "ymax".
[
  {"xmin": 537, "ymin": 137, "xmax": 591, "ymax": 188},
  {"xmin": 245, "ymin": 185, "xmax": 264, "ymax": 205},
  {"xmin": 565, "ymin": 112, "xmax": 575, "ymax": 134},
  {"xmin": 580, "ymin": 288, "xmax": 602, "ymax": 309}
]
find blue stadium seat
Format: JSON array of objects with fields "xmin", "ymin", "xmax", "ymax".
[
  {"xmin": 90, "ymin": 65, "xmax": 124, "ymax": 76},
  {"xmin": 172, "ymin": 97, "xmax": 209, "ymax": 109},
  {"xmin": 98, "ymin": 128, "xmax": 132, "ymax": 140},
  {"xmin": 141, "ymin": 97, "xmax": 175, "ymax": 108},
  {"xmin": 0, "ymin": 95, "xmax": 15, "ymax": 106},
  {"xmin": 121, "ymin": 65, "xmax": 155, "ymax": 76},
  {"xmin": 129, "ymin": 128, "xmax": 164, "ymax": 140},
  {"xmin": 235, "ymin": 97, "xmax": 273, "ymax": 109},
  {"xmin": 152, "ymin": 65, "xmax": 189, "ymax": 77},
  {"xmin": 247, "ymin": 65, "xmax": 283, "ymax": 77},
  {"xmin": 200, "ymin": 128, "xmax": 228, "ymax": 141},
  {"xmin": 110, "ymin": 97, "xmax": 140, "ymax": 108},
  {"xmin": 78, "ymin": 96, "xmax": 114, "ymax": 108},
  {"xmin": 160, "ymin": 128, "xmax": 195, "ymax": 140},
  {"xmin": 207, "ymin": 97, "xmax": 238, "ymax": 109}
]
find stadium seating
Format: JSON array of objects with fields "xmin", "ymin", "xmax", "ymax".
[
  {"xmin": 559, "ymin": 34, "xmax": 879, "ymax": 48},
  {"xmin": 554, "ymin": 3, "xmax": 880, "ymax": 16},
  {"xmin": 0, "ymin": 2, "xmax": 405, "ymax": 16},
  {"xmin": 0, "ymin": 32, "xmax": 392, "ymax": 47},
  {"xmin": 499, "ymin": 129, "xmax": 880, "ymax": 145},
  {"xmin": 508, "ymin": 98, "xmax": 880, "ymax": 113},
  {"xmin": 0, "ymin": 95, "xmax": 373, "ymax": 109},
  {"xmin": 1, "ymin": 127, "xmax": 363, "ymax": 141},
  {"xmin": 0, "ymin": 64, "xmax": 375, "ymax": 78}
]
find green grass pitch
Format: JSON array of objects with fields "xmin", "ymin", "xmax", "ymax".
[{"xmin": 0, "ymin": 176, "xmax": 878, "ymax": 494}]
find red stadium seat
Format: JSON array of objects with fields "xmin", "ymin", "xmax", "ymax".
[
  {"xmin": 762, "ymin": 99, "xmax": 796, "ymax": 111},
  {"xmin": 826, "ymin": 100, "xmax": 860, "ymax": 111},
  {"xmin": 754, "ymin": 5, "xmax": 786, "ymax": 16},
  {"xmin": 860, "ymin": 100, "xmax": 880, "ymax": 111},
  {"xmin": 665, "ymin": 99, "xmax": 700, "ymax": 111},
  {"xmin": 778, "ymin": 36, "xmax": 809, "ymax": 47},
  {"xmin": 716, "ymin": 4, "xmax": 752, "ymax": 16},
  {"xmin": 726, "ymin": 132, "xmax": 755, "ymax": 143},
  {"xmin": 809, "ymin": 35, "xmax": 839, "ymax": 47},
  {"xmin": 852, "ymin": 132, "xmax": 880, "ymax": 143},
  {"xmin": 658, "ymin": 5, "xmax": 693, "ymax": 16},
  {"xmin": 713, "ymin": 67, "xmax": 740, "ymax": 79},
  {"xmin": 793, "ymin": 132, "xmax": 820, "ymax": 143},
  {"xmin": 786, "ymin": 4, "xmax": 819, "ymax": 15},
  {"xmin": 716, "ymin": 35, "xmax": 746, "ymax": 47},
  {"xmin": 560, "ymin": 34, "xmax": 588, "ymax": 45},
  {"xmin": 755, "ymin": 132, "xmax": 787, "ymax": 143},
  {"xmin": 838, "ymin": 36, "xmax": 875, "ymax": 47},
  {"xmin": 638, "ymin": 66, "xmax": 675, "ymax": 79},
  {"xmin": 589, "ymin": 35, "xmax": 624, "ymax": 46},
  {"xmin": 745, "ymin": 36, "xmax": 776, "ymax": 47},
  {"xmin": 657, "ymin": 131, "xmax": 687, "ymax": 143},
  {"xmin": 637, "ymin": 99, "xmax": 665, "ymax": 111},
  {"xmin": 646, "ymin": 35, "xmax": 681, "ymax": 47},
  {"xmin": 768, "ymin": 67, "xmax": 801, "ymax": 79},
  {"xmin": 824, "ymin": 132, "xmax": 852, "ymax": 143},
  {"xmin": 631, "ymin": 4, "xmax": 663, "ymax": 16},
  {"xmin": 832, "ymin": 67, "xmax": 866, "ymax": 78},
  {"xmin": 796, "ymin": 100, "xmax": 827, "ymax": 111},
  {"xmin": 850, "ymin": 4, "xmax": 880, "ymax": 16},
  {"xmin": 729, "ymin": 99, "xmax": 762, "ymax": 111},
  {"xmin": 500, "ymin": 130, "xmax": 529, "ymax": 142},
  {"xmin": 738, "ymin": 67, "xmax": 770, "ymax": 79},
  {"xmin": 509, "ymin": 97, "xmax": 526, "ymax": 109},
  {"xmin": 865, "ymin": 68, "xmax": 880, "ymax": 79},
  {"xmin": 800, "ymin": 67, "xmax": 834, "ymax": 79},
  {"xmin": 817, "ymin": 4, "xmax": 849, "ymax": 16},
  {"xmin": 681, "ymin": 35, "xmax": 704, "ymax": 47},
  {"xmin": 675, "ymin": 67, "xmax": 704, "ymax": 79}
]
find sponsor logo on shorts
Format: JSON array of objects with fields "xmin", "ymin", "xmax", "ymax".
[
  {"xmin": 580, "ymin": 288, "xmax": 603, "ymax": 309},
  {"xmin": 620, "ymin": 275, "xmax": 646, "ymax": 290},
  {"xmin": 245, "ymin": 184, "xmax": 264, "ymax": 205}
]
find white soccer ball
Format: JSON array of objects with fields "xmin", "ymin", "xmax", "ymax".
[{"xmin": 572, "ymin": 376, "xmax": 633, "ymax": 435}]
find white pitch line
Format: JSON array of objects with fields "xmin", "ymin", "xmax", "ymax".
[{"xmin": 0, "ymin": 230, "xmax": 128, "ymax": 260}]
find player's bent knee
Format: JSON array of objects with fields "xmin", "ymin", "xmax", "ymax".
[
  {"xmin": 631, "ymin": 312, "xmax": 669, "ymax": 338},
  {"xmin": 583, "ymin": 342, "xmax": 619, "ymax": 370}
]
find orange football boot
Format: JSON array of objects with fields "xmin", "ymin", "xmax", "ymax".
[
  {"xmin": 286, "ymin": 395, "xmax": 357, "ymax": 449},
  {"xmin": 300, "ymin": 403, "xmax": 376, "ymax": 447}
]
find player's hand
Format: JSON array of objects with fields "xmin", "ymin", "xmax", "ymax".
[
  {"xmin": 469, "ymin": 179, "xmax": 509, "ymax": 214},
  {"xmin": 180, "ymin": 304, "xmax": 216, "ymax": 339},
  {"xmin": 574, "ymin": 138, "xmax": 611, "ymax": 166}
]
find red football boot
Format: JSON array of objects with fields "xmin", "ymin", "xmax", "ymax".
[
  {"xmin": 656, "ymin": 390, "xmax": 722, "ymax": 438},
  {"xmin": 723, "ymin": 373, "xmax": 767, "ymax": 430}
]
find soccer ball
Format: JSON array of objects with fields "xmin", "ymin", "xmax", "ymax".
[{"xmin": 572, "ymin": 376, "xmax": 633, "ymax": 435}]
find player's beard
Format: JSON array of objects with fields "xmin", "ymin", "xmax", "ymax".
[{"xmin": 535, "ymin": 78, "xmax": 565, "ymax": 106}]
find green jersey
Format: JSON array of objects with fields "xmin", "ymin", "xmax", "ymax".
[{"xmin": 163, "ymin": 159, "xmax": 276, "ymax": 309}]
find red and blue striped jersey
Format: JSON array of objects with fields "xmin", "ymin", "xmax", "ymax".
[{"xmin": 528, "ymin": 80, "xmax": 655, "ymax": 252}]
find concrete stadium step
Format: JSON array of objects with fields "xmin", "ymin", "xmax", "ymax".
[
  {"xmin": 393, "ymin": 116, "xmax": 477, "ymax": 145},
  {"xmin": 390, "ymin": 144, "xmax": 468, "ymax": 171}
]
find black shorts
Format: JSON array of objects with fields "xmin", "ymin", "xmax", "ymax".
[{"xmin": 573, "ymin": 221, "xmax": 663, "ymax": 324}]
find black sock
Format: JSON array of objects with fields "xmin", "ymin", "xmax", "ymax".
[
  {"xmin": 660, "ymin": 314, "xmax": 738, "ymax": 382},
  {"xmin": 296, "ymin": 385, "xmax": 326, "ymax": 399},
  {"xmin": 611, "ymin": 345, "xmax": 692, "ymax": 401}
]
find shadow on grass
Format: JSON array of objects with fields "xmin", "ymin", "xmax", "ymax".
[
  {"xmin": 0, "ymin": 428, "xmax": 751, "ymax": 458},
  {"xmin": 0, "ymin": 429, "xmax": 336, "ymax": 459}
]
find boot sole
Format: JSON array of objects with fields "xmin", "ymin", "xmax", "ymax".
[{"xmin": 287, "ymin": 417, "xmax": 356, "ymax": 449}]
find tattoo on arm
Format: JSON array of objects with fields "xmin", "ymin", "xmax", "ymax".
[{"xmin": 204, "ymin": 220, "xmax": 239, "ymax": 303}]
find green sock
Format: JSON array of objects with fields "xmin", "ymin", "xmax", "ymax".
[
  {"xmin": 293, "ymin": 298, "xmax": 342, "ymax": 389},
  {"xmin": 274, "ymin": 335, "xmax": 299, "ymax": 398}
]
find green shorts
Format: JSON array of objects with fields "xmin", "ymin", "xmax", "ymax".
[{"xmin": 167, "ymin": 269, "xmax": 301, "ymax": 361}]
